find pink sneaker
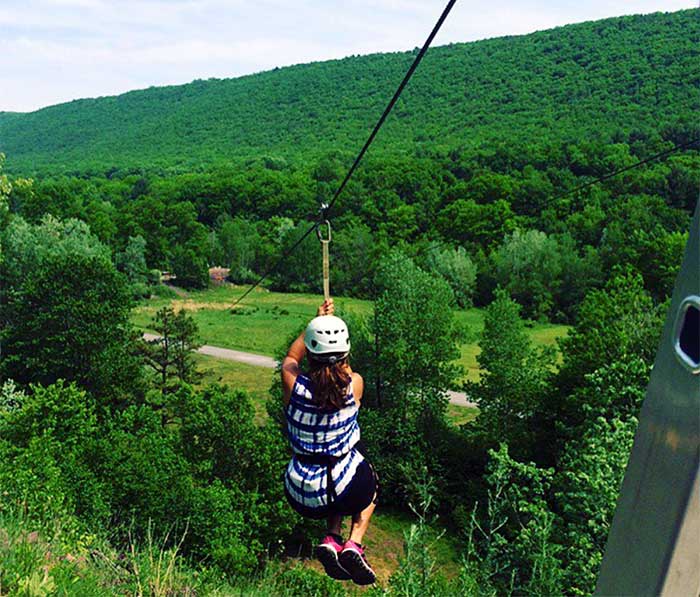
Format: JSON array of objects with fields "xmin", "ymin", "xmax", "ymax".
[
  {"xmin": 315, "ymin": 534, "xmax": 351, "ymax": 581},
  {"xmin": 339, "ymin": 540, "xmax": 376, "ymax": 585}
]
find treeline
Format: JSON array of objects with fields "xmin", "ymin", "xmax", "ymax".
[
  {"xmin": 1, "ymin": 10, "xmax": 697, "ymax": 174},
  {"xmin": 4, "ymin": 136, "xmax": 697, "ymax": 321}
]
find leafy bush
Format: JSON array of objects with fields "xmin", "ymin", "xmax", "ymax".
[
  {"xmin": 554, "ymin": 415, "xmax": 637, "ymax": 596},
  {"xmin": 0, "ymin": 382, "xmax": 108, "ymax": 527},
  {"xmin": 459, "ymin": 445, "xmax": 563, "ymax": 597}
]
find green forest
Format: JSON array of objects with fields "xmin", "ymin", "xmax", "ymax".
[
  {"xmin": 0, "ymin": 10, "xmax": 698, "ymax": 175},
  {"xmin": 0, "ymin": 7, "xmax": 698, "ymax": 596}
]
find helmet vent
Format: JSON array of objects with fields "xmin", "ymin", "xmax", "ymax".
[{"xmin": 311, "ymin": 340, "xmax": 318, "ymax": 348}]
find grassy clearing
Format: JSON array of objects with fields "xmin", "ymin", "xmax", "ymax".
[
  {"xmin": 132, "ymin": 285, "xmax": 372, "ymax": 357},
  {"xmin": 193, "ymin": 353, "xmax": 275, "ymax": 422},
  {"xmin": 133, "ymin": 285, "xmax": 569, "ymax": 384}
]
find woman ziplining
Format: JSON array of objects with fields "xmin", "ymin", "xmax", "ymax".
[
  {"xmin": 248, "ymin": 2, "xmax": 460, "ymax": 584},
  {"xmin": 281, "ymin": 297, "xmax": 379, "ymax": 586}
]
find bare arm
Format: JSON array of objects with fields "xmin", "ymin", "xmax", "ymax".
[
  {"xmin": 351, "ymin": 372, "xmax": 364, "ymax": 407},
  {"xmin": 281, "ymin": 298, "xmax": 335, "ymax": 406},
  {"xmin": 281, "ymin": 332, "xmax": 305, "ymax": 406}
]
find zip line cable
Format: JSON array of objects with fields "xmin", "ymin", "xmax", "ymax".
[
  {"xmin": 557, "ymin": 137, "xmax": 699, "ymax": 201},
  {"xmin": 229, "ymin": 0, "xmax": 697, "ymax": 308},
  {"xmin": 230, "ymin": 0, "xmax": 459, "ymax": 308},
  {"xmin": 405, "ymin": 138, "xmax": 699, "ymax": 263},
  {"xmin": 231, "ymin": 133, "xmax": 697, "ymax": 308}
]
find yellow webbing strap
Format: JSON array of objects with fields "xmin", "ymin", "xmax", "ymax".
[{"xmin": 317, "ymin": 220, "xmax": 332, "ymax": 301}]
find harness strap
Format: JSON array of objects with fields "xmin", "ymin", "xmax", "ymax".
[{"xmin": 295, "ymin": 452, "xmax": 340, "ymax": 505}]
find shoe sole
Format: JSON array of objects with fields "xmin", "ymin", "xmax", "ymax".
[
  {"xmin": 339, "ymin": 548, "xmax": 376, "ymax": 585},
  {"xmin": 315, "ymin": 544, "xmax": 351, "ymax": 581}
]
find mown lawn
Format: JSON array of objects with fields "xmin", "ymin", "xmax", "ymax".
[{"xmin": 133, "ymin": 284, "xmax": 569, "ymax": 383}]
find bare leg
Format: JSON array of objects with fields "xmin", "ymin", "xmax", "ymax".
[
  {"xmin": 327, "ymin": 513, "xmax": 343, "ymax": 536},
  {"xmin": 348, "ymin": 501, "xmax": 376, "ymax": 544}
]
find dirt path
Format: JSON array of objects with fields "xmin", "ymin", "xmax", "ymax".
[{"xmin": 142, "ymin": 333, "xmax": 477, "ymax": 408}]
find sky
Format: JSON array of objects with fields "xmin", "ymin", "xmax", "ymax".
[{"xmin": 0, "ymin": 0, "xmax": 696, "ymax": 113}]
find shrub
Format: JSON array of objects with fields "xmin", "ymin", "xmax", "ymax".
[{"xmin": 0, "ymin": 381, "xmax": 108, "ymax": 526}]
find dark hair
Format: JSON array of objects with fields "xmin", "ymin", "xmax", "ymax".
[{"xmin": 307, "ymin": 354, "xmax": 351, "ymax": 411}]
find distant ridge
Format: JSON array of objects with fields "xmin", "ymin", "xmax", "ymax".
[{"xmin": 1, "ymin": 9, "xmax": 697, "ymax": 175}]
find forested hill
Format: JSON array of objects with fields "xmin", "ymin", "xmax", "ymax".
[{"xmin": 1, "ymin": 9, "xmax": 698, "ymax": 174}]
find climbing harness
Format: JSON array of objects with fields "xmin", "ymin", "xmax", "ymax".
[
  {"xmin": 296, "ymin": 452, "xmax": 340, "ymax": 505},
  {"xmin": 317, "ymin": 212, "xmax": 332, "ymax": 301}
]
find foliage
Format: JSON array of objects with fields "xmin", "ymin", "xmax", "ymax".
[
  {"xmin": 215, "ymin": 216, "xmax": 262, "ymax": 281},
  {"xmin": 0, "ymin": 249, "xmax": 142, "ymax": 404},
  {"xmin": 0, "ymin": 214, "xmax": 111, "ymax": 288},
  {"xmin": 372, "ymin": 250, "xmax": 461, "ymax": 409},
  {"xmin": 554, "ymin": 414, "xmax": 638, "ymax": 596},
  {"xmin": 360, "ymin": 251, "xmax": 462, "ymax": 504},
  {"xmin": 0, "ymin": 382, "xmax": 108, "ymax": 525},
  {"xmin": 0, "ymin": 380, "xmax": 296, "ymax": 580},
  {"xmin": 466, "ymin": 290, "xmax": 554, "ymax": 459},
  {"xmin": 556, "ymin": 271, "xmax": 663, "ymax": 401},
  {"xmin": 170, "ymin": 243, "xmax": 209, "ymax": 289},
  {"xmin": 423, "ymin": 243, "xmax": 477, "ymax": 308},
  {"xmin": 115, "ymin": 234, "xmax": 153, "ymax": 298},
  {"xmin": 492, "ymin": 229, "xmax": 603, "ymax": 322},
  {"xmin": 1, "ymin": 11, "xmax": 696, "ymax": 174},
  {"xmin": 458, "ymin": 444, "xmax": 563, "ymax": 596},
  {"xmin": 0, "ymin": 154, "xmax": 10, "ymax": 240},
  {"xmin": 389, "ymin": 468, "xmax": 451, "ymax": 597}
]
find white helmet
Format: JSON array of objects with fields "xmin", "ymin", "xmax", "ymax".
[{"xmin": 304, "ymin": 315, "xmax": 351, "ymax": 362}]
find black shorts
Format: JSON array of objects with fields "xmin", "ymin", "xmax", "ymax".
[{"xmin": 285, "ymin": 459, "xmax": 378, "ymax": 519}]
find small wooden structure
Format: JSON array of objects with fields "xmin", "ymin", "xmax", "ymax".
[{"xmin": 209, "ymin": 267, "xmax": 230, "ymax": 285}]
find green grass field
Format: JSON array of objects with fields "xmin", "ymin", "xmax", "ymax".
[{"xmin": 133, "ymin": 284, "xmax": 569, "ymax": 384}]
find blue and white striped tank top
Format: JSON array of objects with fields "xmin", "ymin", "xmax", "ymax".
[{"xmin": 284, "ymin": 373, "xmax": 364, "ymax": 510}]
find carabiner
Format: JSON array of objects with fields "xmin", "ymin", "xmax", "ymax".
[{"xmin": 316, "ymin": 219, "xmax": 332, "ymax": 244}]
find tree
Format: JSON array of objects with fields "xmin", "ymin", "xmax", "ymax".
[
  {"xmin": 437, "ymin": 199, "xmax": 516, "ymax": 249},
  {"xmin": 373, "ymin": 250, "xmax": 461, "ymax": 411},
  {"xmin": 331, "ymin": 220, "xmax": 380, "ymax": 298},
  {"xmin": 466, "ymin": 290, "xmax": 554, "ymax": 459},
  {"xmin": 0, "ymin": 214, "xmax": 111, "ymax": 290},
  {"xmin": 217, "ymin": 217, "xmax": 261, "ymax": 282},
  {"xmin": 170, "ymin": 243, "xmax": 209, "ymax": 289},
  {"xmin": 492, "ymin": 229, "xmax": 563, "ymax": 321},
  {"xmin": 271, "ymin": 220, "xmax": 321, "ymax": 293},
  {"xmin": 0, "ymin": 251, "xmax": 141, "ymax": 405},
  {"xmin": 424, "ymin": 243, "xmax": 477, "ymax": 308},
  {"xmin": 115, "ymin": 235, "xmax": 148, "ymax": 283},
  {"xmin": 556, "ymin": 271, "xmax": 663, "ymax": 397},
  {"xmin": 359, "ymin": 250, "xmax": 462, "ymax": 502},
  {"xmin": 139, "ymin": 306, "xmax": 202, "ymax": 395},
  {"xmin": 0, "ymin": 154, "xmax": 10, "ymax": 237}
]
